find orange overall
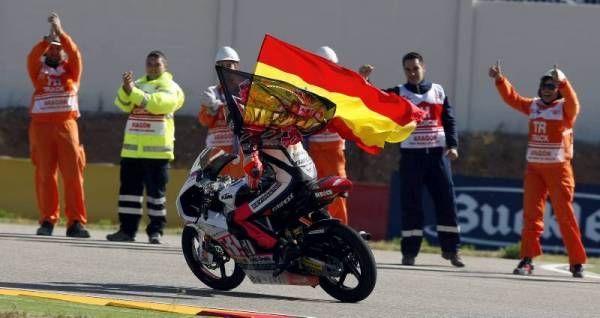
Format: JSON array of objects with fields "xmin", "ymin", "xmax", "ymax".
[
  {"xmin": 308, "ymin": 129, "xmax": 348, "ymax": 224},
  {"xmin": 27, "ymin": 32, "xmax": 86, "ymax": 226},
  {"xmin": 495, "ymin": 76, "xmax": 586, "ymax": 265},
  {"xmin": 198, "ymin": 85, "xmax": 244, "ymax": 178}
]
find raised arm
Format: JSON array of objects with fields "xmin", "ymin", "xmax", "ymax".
[
  {"xmin": 489, "ymin": 61, "xmax": 532, "ymax": 115},
  {"xmin": 558, "ymin": 79, "xmax": 579, "ymax": 127},
  {"xmin": 27, "ymin": 40, "xmax": 49, "ymax": 84},
  {"xmin": 49, "ymin": 13, "xmax": 82, "ymax": 84},
  {"xmin": 58, "ymin": 32, "xmax": 82, "ymax": 84}
]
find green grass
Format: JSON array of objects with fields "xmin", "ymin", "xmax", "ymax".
[
  {"xmin": 0, "ymin": 295, "xmax": 203, "ymax": 318},
  {"xmin": 0, "ymin": 212, "xmax": 183, "ymax": 234}
]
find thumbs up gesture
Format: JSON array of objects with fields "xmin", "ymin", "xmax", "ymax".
[
  {"xmin": 488, "ymin": 60, "xmax": 502, "ymax": 79},
  {"xmin": 551, "ymin": 64, "xmax": 560, "ymax": 83}
]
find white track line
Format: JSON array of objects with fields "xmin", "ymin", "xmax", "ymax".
[{"xmin": 540, "ymin": 264, "xmax": 600, "ymax": 279}]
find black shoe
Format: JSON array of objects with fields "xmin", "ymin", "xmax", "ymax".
[
  {"xmin": 66, "ymin": 221, "xmax": 91, "ymax": 238},
  {"xmin": 106, "ymin": 230, "xmax": 134, "ymax": 242},
  {"xmin": 513, "ymin": 257, "xmax": 534, "ymax": 275},
  {"xmin": 36, "ymin": 221, "xmax": 54, "ymax": 236},
  {"xmin": 570, "ymin": 264, "xmax": 584, "ymax": 278},
  {"xmin": 148, "ymin": 232, "xmax": 163, "ymax": 245},
  {"xmin": 401, "ymin": 255, "xmax": 415, "ymax": 266},
  {"xmin": 442, "ymin": 252, "xmax": 465, "ymax": 267},
  {"xmin": 358, "ymin": 230, "xmax": 372, "ymax": 241}
]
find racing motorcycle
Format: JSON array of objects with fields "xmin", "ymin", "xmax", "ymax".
[{"xmin": 176, "ymin": 147, "xmax": 377, "ymax": 302}]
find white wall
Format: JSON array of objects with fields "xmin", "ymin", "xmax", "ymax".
[
  {"xmin": 1, "ymin": 0, "xmax": 599, "ymax": 141},
  {"xmin": 0, "ymin": 0, "xmax": 219, "ymax": 114},
  {"xmin": 468, "ymin": 1, "xmax": 600, "ymax": 139}
]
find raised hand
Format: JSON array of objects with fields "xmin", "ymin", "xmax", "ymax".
[
  {"xmin": 48, "ymin": 12, "xmax": 63, "ymax": 36},
  {"xmin": 122, "ymin": 71, "xmax": 134, "ymax": 94},
  {"xmin": 551, "ymin": 64, "xmax": 560, "ymax": 83},
  {"xmin": 488, "ymin": 60, "xmax": 502, "ymax": 79},
  {"xmin": 358, "ymin": 64, "xmax": 374, "ymax": 81}
]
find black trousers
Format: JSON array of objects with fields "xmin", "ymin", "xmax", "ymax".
[
  {"xmin": 117, "ymin": 158, "xmax": 169, "ymax": 236},
  {"xmin": 399, "ymin": 148, "xmax": 460, "ymax": 257}
]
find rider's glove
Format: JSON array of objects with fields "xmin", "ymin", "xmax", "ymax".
[{"xmin": 243, "ymin": 151, "xmax": 263, "ymax": 191}]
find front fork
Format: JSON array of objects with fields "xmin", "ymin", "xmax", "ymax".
[{"xmin": 186, "ymin": 224, "xmax": 215, "ymax": 266}]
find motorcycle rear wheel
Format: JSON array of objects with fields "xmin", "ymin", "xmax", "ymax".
[
  {"xmin": 308, "ymin": 223, "xmax": 377, "ymax": 302},
  {"xmin": 181, "ymin": 226, "xmax": 245, "ymax": 290}
]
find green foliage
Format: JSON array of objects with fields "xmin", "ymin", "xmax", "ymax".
[
  {"xmin": 498, "ymin": 243, "xmax": 521, "ymax": 259},
  {"xmin": 0, "ymin": 209, "xmax": 16, "ymax": 219}
]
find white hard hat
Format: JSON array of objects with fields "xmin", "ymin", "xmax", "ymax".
[
  {"xmin": 215, "ymin": 46, "xmax": 240, "ymax": 63},
  {"xmin": 544, "ymin": 68, "xmax": 566, "ymax": 81},
  {"xmin": 315, "ymin": 46, "xmax": 338, "ymax": 63}
]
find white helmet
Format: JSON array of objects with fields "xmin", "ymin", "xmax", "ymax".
[
  {"xmin": 215, "ymin": 46, "xmax": 240, "ymax": 63},
  {"xmin": 315, "ymin": 46, "xmax": 338, "ymax": 63},
  {"xmin": 544, "ymin": 67, "xmax": 566, "ymax": 81}
]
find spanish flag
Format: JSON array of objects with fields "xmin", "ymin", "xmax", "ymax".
[{"xmin": 255, "ymin": 34, "xmax": 424, "ymax": 154}]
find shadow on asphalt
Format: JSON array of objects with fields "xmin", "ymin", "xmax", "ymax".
[
  {"xmin": 0, "ymin": 232, "xmax": 181, "ymax": 254},
  {"xmin": 0, "ymin": 281, "xmax": 334, "ymax": 303}
]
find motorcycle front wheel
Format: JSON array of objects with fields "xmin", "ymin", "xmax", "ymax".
[
  {"xmin": 181, "ymin": 226, "xmax": 245, "ymax": 290},
  {"xmin": 305, "ymin": 223, "xmax": 377, "ymax": 303}
]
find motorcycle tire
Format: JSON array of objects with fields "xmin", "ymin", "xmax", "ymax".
[
  {"xmin": 181, "ymin": 226, "xmax": 245, "ymax": 290},
  {"xmin": 310, "ymin": 223, "xmax": 377, "ymax": 303}
]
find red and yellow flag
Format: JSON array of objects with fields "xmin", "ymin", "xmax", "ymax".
[{"xmin": 255, "ymin": 34, "xmax": 424, "ymax": 154}]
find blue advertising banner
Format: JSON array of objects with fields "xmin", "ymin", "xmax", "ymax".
[{"xmin": 387, "ymin": 173, "xmax": 600, "ymax": 256}]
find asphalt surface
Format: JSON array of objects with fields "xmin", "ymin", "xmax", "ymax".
[{"xmin": 1, "ymin": 223, "xmax": 599, "ymax": 318}]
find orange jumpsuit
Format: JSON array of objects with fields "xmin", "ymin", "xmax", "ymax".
[
  {"xmin": 198, "ymin": 85, "xmax": 244, "ymax": 178},
  {"xmin": 308, "ymin": 129, "xmax": 348, "ymax": 224},
  {"xmin": 27, "ymin": 32, "xmax": 86, "ymax": 227},
  {"xmin": 495, "ymin": 76, "xmax": 586, "ymax": 265}
]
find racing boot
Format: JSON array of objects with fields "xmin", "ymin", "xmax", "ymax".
[
  {"xmin": 513, "ymin": 257, "xmax": 534, "ymax": 275},
  {"xmin": 273, "ymin": 239, "xmax": 301, "ymax": 277}
]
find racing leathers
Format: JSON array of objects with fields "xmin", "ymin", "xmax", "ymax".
[
  {"xmin": 494, "ymin": 75, "xmax": 586, "ymax": 266},
  {"xmin": 231, "ymin": 125, "xmax": 317, "ymax": 249}
]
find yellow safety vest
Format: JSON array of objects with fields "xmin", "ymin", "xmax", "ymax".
[{"xmin": 114, "ymin": 72, "xmax": 185, "ymax": 159}]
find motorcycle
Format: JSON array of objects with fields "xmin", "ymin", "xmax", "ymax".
[{"xmin": 176, "ymin": 147, "xmax": 377, "ymax": 302}]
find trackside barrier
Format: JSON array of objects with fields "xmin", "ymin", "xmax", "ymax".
[
  {"xmin": 387, "ymin": 172, "xmax": 600, "ymax": 256},
  {"xmin": 0, "ymin": 157, "xmax": 392, "ymax": 238}
]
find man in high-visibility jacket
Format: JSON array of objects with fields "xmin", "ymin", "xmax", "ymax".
[
  {"xmin": 106, "ymin": 50, "xmax": 185, "ymax": 244},
  {"xmin": 489, "ymin": 61, "xmax": 587, "ymax": 278},
  {"xmin": 27, "ymin": 12, "xmax": 89, "ymax": 238},
  {"xmin": 197, "ymin": 46, "xmax": 244, "ymax": 178}
]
